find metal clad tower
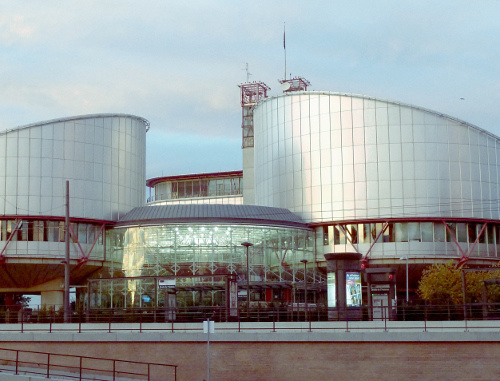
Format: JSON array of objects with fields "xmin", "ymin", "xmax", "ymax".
[{"xmin": 238, "ymin": 82, "xmax": 270, "ymax": 204}]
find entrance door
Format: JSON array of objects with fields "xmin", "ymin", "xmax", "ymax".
[{"xmin": 372, "ymin": 294, "xmax": 389, "ymax": 320}]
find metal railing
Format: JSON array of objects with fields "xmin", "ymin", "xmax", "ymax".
[
  {"xmin": 4, "ymin": 301, "xmax": 500, "ymax": 326},
  {"xmin": 0, "ymin": 303, "xmax": 497, "ymax": 335},
  {"xmin": 0, "ymin": 347, "xmax": 177, "ymax": 381}
]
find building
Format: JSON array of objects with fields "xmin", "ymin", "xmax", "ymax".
[
  {"xmin": 1, "ymin": 79, "xmax": 500, "ymax": 316},
  {"xmin": 0, "ymin": 114, "xmax": 149, "ymax": 306},
  {"xmin": 249, "ymin": 87, "xmax": 500, "ymax": 295}
]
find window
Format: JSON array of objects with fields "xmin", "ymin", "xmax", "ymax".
[
  {"xmin": 334, "ymin": 225, "xmax": 346, "ymax": 245},
  {"xmin": 446, "ymin": 223, "xmax": 456, "ymax": 243},
  {"xmin": 434, "ymin": 223, "xmax": 445, "ymax": 242},
  {"xmin": 395, "ymin": 223, "xmax": 408, "ymax": 242},
  {"xmin": 421, "ymin": 222, "xmax": 433, "ymax": 242},
  {"xmin": 457, "ymin": 223, "xmax": 467, "ymax": 243}
]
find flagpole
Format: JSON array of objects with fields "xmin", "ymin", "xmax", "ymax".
[{"xmin": 283, "ymin": 22, "xmax": 286, "ymax": 81}]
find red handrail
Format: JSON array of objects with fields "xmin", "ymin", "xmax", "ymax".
[{"xmin": 0, "ymin": 347, "xmax": 177, "ymax": 381}]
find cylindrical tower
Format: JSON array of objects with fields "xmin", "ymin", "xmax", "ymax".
[
  {"xmin": 0, "ymin": 113, "xmax": 148, "ymax": 221},
  {"xmin": 253, "ymin": 92, "xmax": 500, "ymax": 223},
  {"xmin": 0, "ymin": 113, "xmax": 149, "ymax": 305},
  {"xmin": 253, "ymin": 92, "xmax": 500, "ymax": 278}
]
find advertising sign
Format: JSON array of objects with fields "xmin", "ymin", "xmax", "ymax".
[
  {"xmin": 229, "ymin": 278, "xmax": 238, "ymax": 317},
  {"xmin": 327, "ymin": 272, "xmax": 336, "ymax": 307},
  {"xmin": 158, "ymin": 278, "xmax": 176, "ymax": 289},
  {"xmin": 346, "ymin": 272, "xmax": 362, "ymax": 307}
]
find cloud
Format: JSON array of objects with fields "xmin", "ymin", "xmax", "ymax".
[{"xmin": 0, "ymin": 0, "xmax": 499, "ymax": 177}]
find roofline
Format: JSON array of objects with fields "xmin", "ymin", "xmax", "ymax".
[
  {"xmin": 1, "ymin": 113, "xmax": 150, "ymax": 135},
  {"xmin": 146, "ymin": 170, "xmax": 243, "ymax": 188},
  {"xmin": 255, "ymin": 91, "xmax": 500, "ymax": 141},
  {"xmin": 114, "ymin": 218, "xmax": 312, "ymax": 230}
]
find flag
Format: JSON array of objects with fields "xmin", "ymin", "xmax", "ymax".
[{"xmin": 283, "ymin": 29, "xmax": 286, "ymax": 49}]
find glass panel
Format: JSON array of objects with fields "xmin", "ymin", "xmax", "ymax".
[
  {"xmin": 468, "ymin": 223, "xmax": 477, "ymax": 243},
  {"xmin": 334, "ymin": 225, "xmax": 345, "ymax": 245},
  {"xmin": 370, "ymin": 223, "xmax": 378, "ymax": 242},
  {"xmin": 395, "ymin": 223, "xmax": 408, "ymax": 242},
  {"xmin": 487, "ymin": 224, "xmax": 494, "ymax": 244},
  {"xmin": 359, "ymin": 223, "xmax": 370, "ymax": 244},
  {"xmin": 383, "ymin": 223, "xmax": 394, "ymax": 242},
  {"xmin": 323, "ymin": 226, "xmax": 329, "ymax": 245},
  {"xmin": 457, "ymin": 223, "xmax": 467, "ymax": 243},
  {"xmin": 478, "ymin": 224, "xmax": 486, "ymax": 244},
  {"xmin": 408, "ymin": 222, "xmax": 420, "ymax": 242},
  {"xmin": 446, "ymin": 222, "xmax": 456, "ymax": 243},
  {"xmin": 434, "ymin": 223, "xmax": 445, "ymax": 242},
  {"xmin": 421, "ymin": 222, "xmax": 433, "ymax": 242},
  {"xmin": 349, "ymin": 224, "xmax": 358, "ymax": 244}
]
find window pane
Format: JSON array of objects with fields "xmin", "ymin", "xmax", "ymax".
[
  {"xmin": 384, "ymin": 223, "xmax": 394, "ymax": 242},
  {"xmin": 323, "ymin": 226, "xmax": 329, "ymax": 245},
  {"xmin": 408, "ymin": 222, "xmax": 420, "ymax": 242},
  {"xmin": 457, "ymin": 223, "xmax": 467, "ymax": 243},
  {"xmin": 334, "ymin": 225, "xmax": 345, "ymax": 245},
  {"xmin": 434, "ymin": 223, "xmax": 445, "ymax": 242},
  {"xmin": 487, "ymin": 224, "xmax": 494, "ymax": 244},
  {"xmin": 478, "ymin": 224, "xmax": 486, "ymax": 244},
  {"xmin": 349, "ymin": 224, "xmax": 358, "ymax": 244},
  {"xmin": 421, "ymin": 222, "xmax": 433, "ymax": 242},
  {"xmin": 468, "ymin": 223, "xmax": 477, "ymax": 243},
  {"xmin": 395, "ymin": 223, "xmax": 408, "ymax": 242},
  {"xmin": 446, "ymin": 222, "xmax": 456, "ymax": 243}
]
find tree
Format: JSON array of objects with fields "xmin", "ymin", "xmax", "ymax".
[
  {"xmin": 418, "ymin": 262, "xmax": 500, "ymax": 304},
  {"xmin": 418, "ymin": 262, "xmax": 463, "ymax": 304}
]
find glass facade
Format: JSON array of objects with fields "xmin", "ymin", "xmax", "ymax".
[
  {"xmin": 107, "ymin": 223, "xmax": 314, "ymax": 280},
  {"xmin": 97, "ymin": 223, "xmax": 316, "ymax": 309},
  {"xmin": 152, "ymin": 175, "xmax": 243, "ymax": 202},
  {"xmin": 318, "ymin": 220, "xmax": 500, "ymax": 258},
  {"xmin": 0, "ymin": 218, "xmax": 104, "ymax": 245},
  {"xmin": 0, "ymin": 218, "xmax": 105, "ymax": 260}
]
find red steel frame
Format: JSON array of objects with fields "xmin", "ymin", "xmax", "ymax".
[
  {"xmin": 313, "ymin": 217, "xmax": 498, "ymax": 268},
  {"xmin": 0, "ymin": 216, "xmax": 109, "ymax": 267}
]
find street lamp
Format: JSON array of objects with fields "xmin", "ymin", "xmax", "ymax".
[
  {"xmin": 300, "ymin": 259, "xmax": 308, "ymax": 321},
  {"xmin": 399, "ymin": 255, "xmax": 409, "ymax": 303},
  {"xmin": 241, "ymin": 242, "xmax": 253, "ymax": 319}
]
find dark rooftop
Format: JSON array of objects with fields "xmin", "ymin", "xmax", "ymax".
[{"xmin": 116, "ymin": 204, "xmax": 309, "ymax": 229}]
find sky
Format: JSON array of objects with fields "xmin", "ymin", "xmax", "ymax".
[{"xmin": 1, "ymin": 1, "xmax": 499, "ymax": 179}]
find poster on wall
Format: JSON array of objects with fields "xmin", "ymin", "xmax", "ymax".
[
  {"xmin": 327, "ymin": 272, "xmax": 336, "ymax": 307},
  {"xmin": 346, "ymin": 272, "xmax": 362, "ymax": 307}
]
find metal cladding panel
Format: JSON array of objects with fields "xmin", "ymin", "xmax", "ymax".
[
  {"xmin": 253, "ymin": 91, "xmax": 500, "ymax": 223},
  {"xmin": 0, "ymin": 114, "xmax": 148, "ymax": 221},
  {"xmin": 116, "ymin": 204, "xmax": 309, "ymax": 228}
]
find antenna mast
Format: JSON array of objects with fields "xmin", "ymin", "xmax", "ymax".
[{"xmin": 243, "ymin": 63, "xmax": 252, "ymax": 82}]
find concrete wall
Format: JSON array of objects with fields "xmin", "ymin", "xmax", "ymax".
[
  {"xmin": 0, "ymin": 323, "xmax": 499, "ymax": 381},
  {"xmin": 4, "ymin": 340, "xmax": 500, "ymax": 381}
]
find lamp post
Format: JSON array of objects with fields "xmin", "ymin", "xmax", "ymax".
[
  {"xmin": 399, "ymin": 255, "xmax": 409, "ymax": 303},
  {"xmin": 241, "ymin": 242, "xmax": 253, "ymax": 319},
  {"xmin": 300, "ymin": 259, "xmax": 308, "ymax": 321}
]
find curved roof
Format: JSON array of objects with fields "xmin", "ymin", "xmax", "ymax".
[
  {"xmin": 1, "ymin": 113, "xmax": 150, "ymax": 135},
  {"xmin": 115, "ymin": 204, "xmax": 310, "ymax": 229},
  {"xmin": 257, "ymin": 91, "xmax": 499, "ymax": 141}
]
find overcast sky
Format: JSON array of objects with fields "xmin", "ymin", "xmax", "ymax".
[{"xmin": 1, "ymin": 1, "xmax": 499, "ymax": 179}]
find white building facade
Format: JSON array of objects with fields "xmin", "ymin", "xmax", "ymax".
[
  {"xmin": 0, "ymin": 114, "xmax": 149, "ymax": 305},
  {"xmin": 252, "ymin": 92, "xmax": 500, "ymax": 267}
]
